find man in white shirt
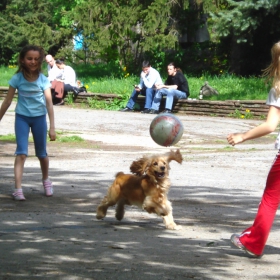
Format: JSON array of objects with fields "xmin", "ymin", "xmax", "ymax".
[
  {"xmin": 45, "ymin": 55, "xmax": 62, "ymax": 82},
  {"xmin": 120, "ymin": 61, "xmax": 163, "ymax": 113}
]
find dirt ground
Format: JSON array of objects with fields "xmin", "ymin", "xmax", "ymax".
[{"xmin": 1, "ymin": 102, "xmax": 280, "ymax": 280}]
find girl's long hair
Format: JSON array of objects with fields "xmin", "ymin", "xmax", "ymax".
[
  {"xmin": 262, "ymin": 41, "xmax": 280, "ymax": 96},
  {"xmin": 16, "ymin": 45, "xmax": 45, "ymax": 79}
]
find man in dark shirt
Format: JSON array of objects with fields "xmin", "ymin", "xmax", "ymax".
[{"xmin": 149, "ymin": 62, "xmax": 189, "ymax": 114}]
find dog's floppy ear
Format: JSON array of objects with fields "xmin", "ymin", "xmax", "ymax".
[
  {"xmin": 166, "ymin": 149, "xmax": 183, "ymax": 164},
  {"xmin": 130, "ymin": 157, "xmax": 150, "ymax": 176}
]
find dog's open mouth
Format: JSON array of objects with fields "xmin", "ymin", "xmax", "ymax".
[{"xmin": 155, "ymin": 171, "xmax": 165, "ymax": 178}]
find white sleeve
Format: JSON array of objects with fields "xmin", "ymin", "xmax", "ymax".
[
  {"xmin": 48, "ymin": 65, "xmax": 62, "ymax": 81},
  {"xmin": 64, "ymin": 66, "xmax": 76, "ymax": 86},
  {"xmin": 142, "ymin": 68, "xmax": 162, "ymax": 88},
  {"xmin": 266, "ymin": 88, "xmax": 280, "ymax": 108}
]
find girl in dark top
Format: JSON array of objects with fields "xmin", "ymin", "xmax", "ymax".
[{"xmin": 149, "ymin": 62, "xmax": 189, "ymax": 114}]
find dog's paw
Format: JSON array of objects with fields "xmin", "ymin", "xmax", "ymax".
[
  {"xmin": 115, "ymin": 211, "xmax": 124, "ymax": 221},
  {"xmin": 96, "ymin": 206, "xmax": 107, "ymax": 220},
  {"xmin": 166, "ymin": 223, "xmax": 182, "ymax": 230},
  {"xmin": 174, "ymin": 224, "xmax": 182, "ymax": 230},
  {"xmin": 96, "ymin": 213, "xmax": 105, "ymax": 220}
]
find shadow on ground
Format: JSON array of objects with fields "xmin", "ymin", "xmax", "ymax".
[{"xmin": 1, "ymin": 163, "xmax": 280, "ymax": 280}]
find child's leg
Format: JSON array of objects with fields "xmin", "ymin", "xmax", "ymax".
[
  {"xmin": 38, "ymin": 156, "xmax": 49, "ymax": 180},
  {"xmin": 31, "ymin": 115, "xmax": 53, "ymax": 196},
  {"xmin": 13, "ymin": 114, "xmax": 30, "ymax": 200},
  {"xmin": 14, "ymin": 114, "xmax": 30, "ymax": 189},
  {"xmin": 14, "ymin": 155, "xmax": 27, "ymax": 189},
  {"xmin": 239, "ymin": 153, "xmax": 280, "ymax": 255},
  {"xmin": 31, "ymin": 114, "xmax": 48, "ymax": 174}
]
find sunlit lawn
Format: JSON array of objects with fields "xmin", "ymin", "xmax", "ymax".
[{"xmin": 0, "ymin": 64, "xmax": 269, "ymax": 101}]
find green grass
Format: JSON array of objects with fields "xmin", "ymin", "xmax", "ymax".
[
  {"xmin": 0, "ymin": 132, "xmax": 84, "ymax": 144},
  {"xmin": 53, "ymin": 131, "xmax": 84, "ymax": 143},
  {"xmin": 0, "ymin": 134, "xmax": 16, "ymax": 141},
  {"xmin": 0, "ymin": 134, "xmax": 34, "ymax": 142},
  {"xmin": 188, "ymin": 73, "xmax": 268, "ymax": 100},
  {"xmin": 0, "ymin": 64, "xmax": 269, "ymax": 107},
  {"xmin": 56, "ymin": 135, "xmax": 84, "ymax": 143}
]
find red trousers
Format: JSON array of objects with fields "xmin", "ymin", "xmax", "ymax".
[{"xmin": 239, "ymin": 152, "xmax": 280, "ymax": 255}]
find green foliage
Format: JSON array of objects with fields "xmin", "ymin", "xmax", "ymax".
[
  {"xmin": 189, "ymin": 73, "xmax": 268, "ymax": 101},
  {"xmin": 56, "ymin": 135, "xmax": 84, "ymax": 143},
  {"xmin": 228, "ymin": 109, "xmax": 254, "ymax": 119},
  {"xmin": 72, "ymin": 0, "xmax": 210, "ymax": 67},
  {"xmin": 0, "ymin": 64, "xmax": 269, "ymax": 106},
  {"xmin": 210, "ymin": 0, "xmax": 280, "ymax": 44},
  {"xmin": 0, "ymin": 66, "xmax": 16, "ymax": 86},
  {"xmin": 0, "ymin": 0, "xmax": 76, "ymax": 64},
  {"xmin": 64, "ymin": 93, "xmax": 74, "ymax": 105},
  {"xmin": 0, "ymin": 134, "xmax": 16, "ymax": 141},
  {"xmin": 87, "ymin": 95, "xmax": 128, "ymax": 110},
  {"xmin": 1, "ymin": 0, "xmax": 280, "ymax": 77},
  {"xmin": 0, "ymin": 133, "xmax": 33, "ymax": 141}
]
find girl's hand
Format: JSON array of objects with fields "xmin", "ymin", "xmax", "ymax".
[
  {"xmin": 49, "ymin": 128, "xmax": 56, "ymax": 141},
  {"xmin": 227, "ymin": 133, "xmax": 244, "ymax": 146}
]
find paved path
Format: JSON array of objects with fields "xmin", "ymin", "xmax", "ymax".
[{"xmin": 0, "ymin": 102, "xmax": 280, "ymax": 279}]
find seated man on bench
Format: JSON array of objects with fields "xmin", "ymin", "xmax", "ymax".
[
  {"xmin": 119, "ymin": 61, "xmax": 163, "ymax": 113},
  {"xmin": 149, "ymin": 62, "xmax": 189, "ymax": 114}
]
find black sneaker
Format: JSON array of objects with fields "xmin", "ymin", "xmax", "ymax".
[
  {"xmin": 141, "ymin": 108, "xmax": 151, "ymax": 114},
  {"xmin": 120, "ymin": 107, "xmax": 133, "ymax": 112},
  {"xmin": 162, "ymin": 109, "xmax": 172, "ymax": 114},
  {"xmin": 54, "ymin": 100, "xmax": 65, "ymax": 106},
  {"xmin": 72, "ymin": 87, "xmax": 80, "ymax": 96},
  {"xmin": 149, "ymin": 109, "xmax": 159, "ymax": 114}
]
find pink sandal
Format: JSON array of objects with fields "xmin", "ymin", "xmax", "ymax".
[
  {"xmin": 43, "ymin": 180, "xmax": 54, "ymax": 197},
  {"xmin": 12, "ymin": 189, "xmax": 26, "ymax": 201}
]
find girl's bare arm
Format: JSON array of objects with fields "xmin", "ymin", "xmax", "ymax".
[
  {"xmin": 227, "ymin": 105, "xmax": 280, "ymax": 146},
  {"xmin": 0, "ymin": 86, "xmax": 16, "ymax": 121},
  {"xmin": 44, "ymin": 88, "xmax": 56, "ymax": 141}
]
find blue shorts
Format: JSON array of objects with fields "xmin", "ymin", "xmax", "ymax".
[{"xmin": 15, "ymin": 113, "xmax": 48, "ymax": 158}]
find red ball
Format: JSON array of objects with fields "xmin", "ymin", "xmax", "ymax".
[{"xmin": 149, "ymin": 113, "xmax": 184, "ymax": 146}]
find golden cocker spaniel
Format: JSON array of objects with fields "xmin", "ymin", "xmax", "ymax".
[{"xmin": 96, "ymin": 149, "xmax": 183, "ymax": 230}]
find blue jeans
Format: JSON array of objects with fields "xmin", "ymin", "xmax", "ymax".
[
  {"xmin": 151, "ymin": 88, "xmax": 187, "ymax": 110},
  {"xmin": 126, "ymin": 88, "xmax": 155, "ymax": 109},
  {"xmin": 15, "ymin": 113, "xmax": 48, "ymax": 158}
]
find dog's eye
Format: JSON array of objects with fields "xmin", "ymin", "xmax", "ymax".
[{"xmin": 153, "ymin": 162, "xmax": 158, "ymax": 166}]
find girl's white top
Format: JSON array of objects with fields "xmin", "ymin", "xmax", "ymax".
[{"xmin": 266, "ymin": 88, "xmax": 280, "ymax": 108}]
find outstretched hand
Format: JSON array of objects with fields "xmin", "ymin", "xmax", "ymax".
[{"xmin": 227, "ymin": 133, "xmax": 244, "ymax": 146}]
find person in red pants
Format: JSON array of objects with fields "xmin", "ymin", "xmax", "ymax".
[{"xmin": 227, "ymin": 41, "xmax": 280, "ymax": 258}]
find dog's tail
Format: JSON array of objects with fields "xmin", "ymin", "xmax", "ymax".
[
  {"xmin": 166, "ymin": 149, "xmax": 183, "ymax": 164},
  {"xmin": 115, "ymin": 171, "xmax": 125, "ymax": 178}
]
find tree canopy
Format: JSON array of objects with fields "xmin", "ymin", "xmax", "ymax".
[{"xmin": 0, "ymin": 0, "xmax": 280, "ymax": 75}]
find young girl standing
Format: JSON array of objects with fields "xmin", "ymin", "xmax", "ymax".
[
  {"xmin": 0, "ymin": 45, "xmax": 56, "ymax": 200},
  {"xmin": 227, "ymin": 41, "xmax": 280, "ymax": 257}
]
